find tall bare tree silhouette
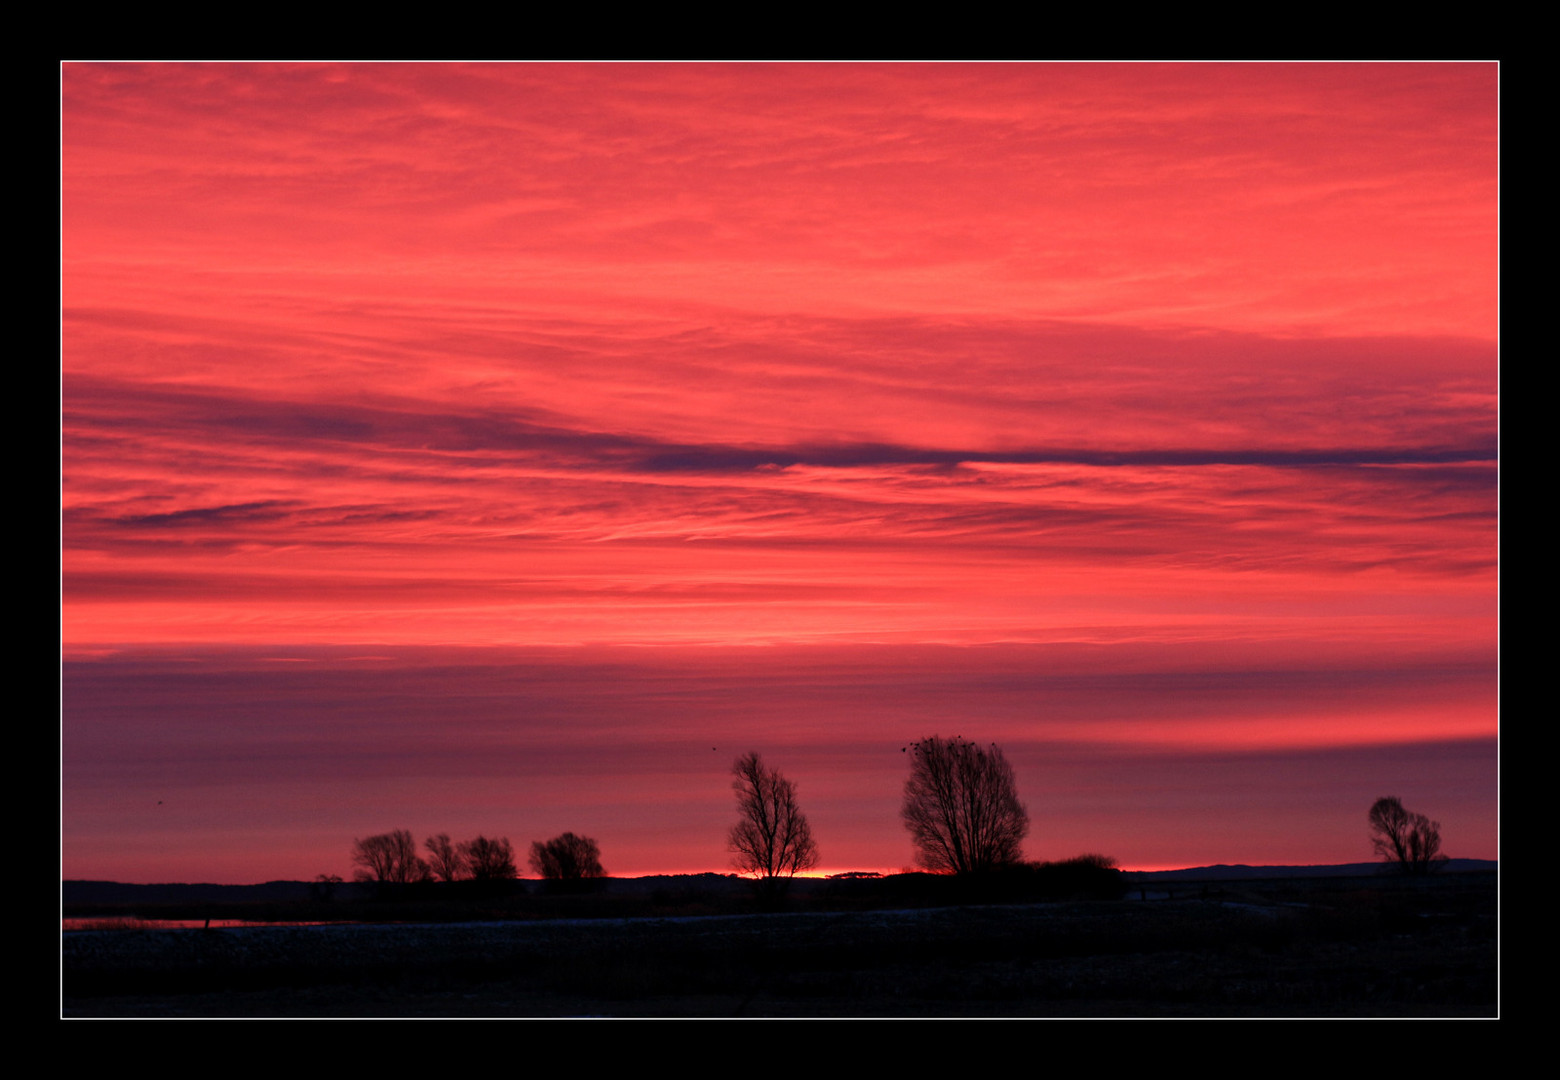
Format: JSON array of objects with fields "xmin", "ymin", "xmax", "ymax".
[
  {"xmin": 729, "ymin": 752, "xmax": 818, "ymax": 885},
  {"xmin": 901, "ymin": 736, "xmax": 1028, "ymax": 874}
]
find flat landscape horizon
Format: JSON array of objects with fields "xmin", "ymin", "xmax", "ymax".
[
  {"xmin": 65, "ymin": 857, "xmax": 1501, "ymax": 891},
  {"xmin": 63, "ymin": 862, "xmax": 1497, "ymax": 1017}
]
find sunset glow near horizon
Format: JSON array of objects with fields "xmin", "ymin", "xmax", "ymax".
[{"xmin": 62, "ymin": 63, "xmax": 1497, "ymax": 883}]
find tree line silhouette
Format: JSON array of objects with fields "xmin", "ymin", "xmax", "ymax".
[
  {"xmin": 350, "ymin": 829, "xmax": 605, "ymax": 890},
  {"xmin": 342, "ymin": 738, "xmax": 1450, "ymax": 890}
]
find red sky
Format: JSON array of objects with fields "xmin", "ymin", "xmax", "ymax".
[{"xmin": 62, "ymin": 62, "xmax": 1497, "ymax": 882}]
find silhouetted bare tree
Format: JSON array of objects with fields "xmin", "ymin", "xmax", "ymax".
[
  {"xmin": 529, "ymin": 832, "xmax": 606, "ymax": 880},
  {"xmin": 728, "ymin": 752, "xmax": 819, "ymax": 881},
  {"xmin": 311, "ymin": 873, "xmax": 343, "ymax": 901},
  {"xmin": 459, "ymin": 835, "xmax": 518, "ymax": 882},
  {"xmin": 1369, "ymin": 796, "xmax": 1447, "ymax": 875},
  {"xmin": 901, "ymin": 736, "xmax": 1028, "ymax": 874},
  {"xmin": 351, "ymin": 829, "xmax": 430, "ymax": 885},
  {"xmin": 424, "ymin": 833, "xmax": 468, "ymax": 882}
]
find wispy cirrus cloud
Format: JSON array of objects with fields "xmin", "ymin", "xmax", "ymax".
[{"xmin": 66, "ymin": 63, "xmax": 1495, "ymax": 336}]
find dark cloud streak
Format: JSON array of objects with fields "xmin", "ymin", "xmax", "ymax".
[{"xmin": 66, "ymin": 375, "xmax": 1496, "ymax": 475}]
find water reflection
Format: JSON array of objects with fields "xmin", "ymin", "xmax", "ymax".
[{"xmin": 63, "ymin": 917, "xmax": 343, "ymax": 931}]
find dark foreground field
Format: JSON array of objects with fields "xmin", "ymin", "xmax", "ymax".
[{"xmin": 62, "ymin": 870, "xmax": 1496, "ymax": 1018}]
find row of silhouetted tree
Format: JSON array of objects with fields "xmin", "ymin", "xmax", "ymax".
[
  {"xmin": 349, "ymin": 829, "xmax": 604, "ymax": 887},
  {"xmin": 729, "ymin": 738, "xmax": 1448, "ymax": 882},
  {"xmin": 347, "ymin": 738, "xmax": 1447, "ymax": 892},
  {"xmin": 729, "ymin": 737, "xmax": 1030, "ymax": 887}
]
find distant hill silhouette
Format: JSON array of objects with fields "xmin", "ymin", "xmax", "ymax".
[{"xmin": 1124, "ymin": 859, "xmax": 1495, "ymax": 881}]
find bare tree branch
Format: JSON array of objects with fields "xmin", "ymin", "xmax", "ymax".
[
  {"xmin": 351, "ymin": 829, "xmax": 430, "ymax": 885},
  {"xmin": 424, "ymin": 832, "xmax": 468, "ymax": 882}
]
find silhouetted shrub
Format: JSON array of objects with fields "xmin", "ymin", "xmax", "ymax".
[
  {"xmin": 1369, "ymin": 796, "xmax": 1448, "ymax": 875},
  {"xmin": 310, "ymin": 874, "xmax": 343, "ymax": 902},
  {"xmin": 1025, "ymin": 854, "xmax": 1127, "ymax": 900},
  {"xmin": 530, "ymin": 832, "xmax": 606, "ymax": 890},
  {"xmin": 460, "ymin": 836, "xmax": 518, "ymax": 883}
]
